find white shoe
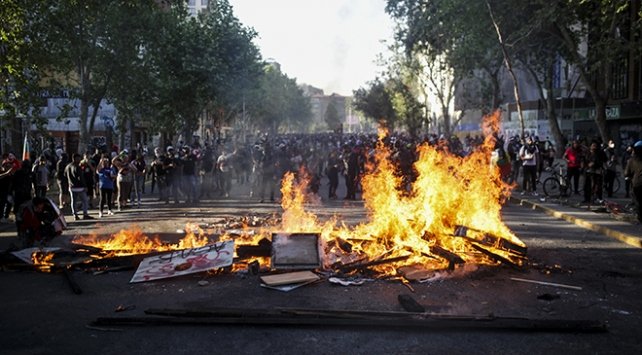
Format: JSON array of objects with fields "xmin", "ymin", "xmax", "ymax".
[
  {"xmin": 532, "ymin": 191, "xmax": 538, "ymax": 196},
  {"xmin": 107, "ymin": 210, "xmax": 114, "ymax": 215},
  {"xmin": 520, "ymin": 191, "xmax": 526, "ymax": 196},
  {"xmin": 98, "ymin": 212, "xmax": 103, "ymax": 218}
]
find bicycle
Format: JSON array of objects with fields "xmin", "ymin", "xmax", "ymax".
[{"xmin": 542, "ymin": 163, "xmax": 569, "ymax": 198}]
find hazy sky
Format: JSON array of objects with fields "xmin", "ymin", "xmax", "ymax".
[{"xmin": 228, "ymin": 0, "xmax": 394, "ymax": 96}]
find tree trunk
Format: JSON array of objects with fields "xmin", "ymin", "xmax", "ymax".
[
  {"xmin": 79, "ymin": 98, "xmax": 89, "ymax": 155},
  {"xmin": 486, "ymin": 0, "xmax": 525, "ymax": 137},
  {"xmin": 556, "ymin": 24, "xmax": 610, "ymax": 142}
]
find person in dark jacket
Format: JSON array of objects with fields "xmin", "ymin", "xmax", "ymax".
[
  {"xmin": 624, "ymin": 141, "xmax": 642, "ymax": 223},
  {"xmin": 64, "ymin": 153, "xmax": 93, "ymax": 220}
]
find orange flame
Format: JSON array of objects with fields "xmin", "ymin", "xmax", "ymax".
[{"xmin": 72, "ymin": 223, "xmax": 211, "ymax": 256}]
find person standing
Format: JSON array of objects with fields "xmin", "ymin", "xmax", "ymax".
[
  {"xmin": 622, "ymin": 144, "xmax": 634, "ymax": 198},
  {"xmin": 114, "ymin": 154, "xmax": 134, "ymax": 211},
  {"xmin": 258, "ymin": 143, "xmax": 277, "ymax": 203},
  {"xmin": 81, "ymin": 151, "xmax": 96, "ymax": 208},
  {"xmin": 65, "ymin": 153, "xmax": 93, "ymax": 220},
  {"xmin": 563, "ymin": 140, "xmax": 583, "ymax": 195},
  {"xmin": 583, "ymin": 141, "xmax": 605, "ymax": 204},
  {"xmin": 32, "ymin": 156, "xmax": 50, "ymax": 198},
  {"xmin": 96, "ymin": 157, "xmax": 116, "ymax": 218},
  {"xmin": 0, "ymin": 156, "xmax": 15, "ymax": 223},
  {"xmin": 181, "ymin": 146, "xmax": 199, "ymax": 203},
  {"xmin": 163, "ymin": 146, "xmax": 180, "ymax": 204},
  {"xmin": 131, "ymin": 153, "xmax": 147, "ymax": 207},
  {"xmin": 216, "ymin": 147, "xmax": 236, "ymax": 198},
  {"xmin": 325, "ymin": 150, "xmax": 341, "ymax": 199},
  {"xmin": 603, "ymin": 139, "xmax": 618, "ymax": 198},
  {"xmin": 506, "ymin": 136, "xmax": 521, "ymax": 185},
  {"xmin": 519, "ymin": 137, "xmax": 539, "ymax": 196},
  {"xmin": 55, "ymin": 153, "xmax": 70, "ymax": 209},
  {"xmin": 11, "ymin": 160, "xmax": 33, "ymax": 218},
  {"xmin": 624, "ymin": 141, "xmax": 642, "ymax": 223}
]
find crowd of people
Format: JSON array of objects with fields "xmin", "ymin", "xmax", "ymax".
[{"xmin": 1, "ymin": 130, "xmax": 641, "ymax": 245}]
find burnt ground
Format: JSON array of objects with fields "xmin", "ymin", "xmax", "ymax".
[{"xmin": 1, "ymin": 191, "xmax": 641, "ymax": 355}]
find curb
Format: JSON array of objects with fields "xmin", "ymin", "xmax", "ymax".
[{"xmin": 509, "ymin": 197, "xmax": 642, "ymax": 249}]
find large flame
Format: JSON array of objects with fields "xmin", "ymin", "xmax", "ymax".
[{"xmin": 72, "ymin": 223, "xmax": 210, "ymax": 256}]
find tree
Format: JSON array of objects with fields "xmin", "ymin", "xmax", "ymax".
[
  {"xmin": 352, "ymin": 78, "xmax": 397, "ymax": 130},
  {"xmin": 324, "ymin": 102, "xmax": 341, "ymax": 133},
  {"xmin": 0, "ymin": 1, "xmax": 52, "ymax": 153},
  {"xmin": 547, "ymin": 0, "xmax": 641, "ymax": 141},
  {"xmin": 385, "ymin": 0, "xmax": 508, "ymax": 136},
  {"xmin": 248, "ymin": 63, "xmax": 312, "ymax": 134}
]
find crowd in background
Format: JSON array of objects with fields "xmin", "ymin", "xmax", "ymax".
[{"xmin": 1, "ymin": 130, "xmax": 641, "ymax": 227}]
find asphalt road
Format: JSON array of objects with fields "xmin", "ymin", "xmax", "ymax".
[{"xmin": 1, "ymin": 195, "xmax": 641, "ymax": 355}]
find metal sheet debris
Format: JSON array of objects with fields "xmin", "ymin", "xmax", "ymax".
[{"xmin": 271, "ymin": 233, "xmax": 321, "ymax": 270}]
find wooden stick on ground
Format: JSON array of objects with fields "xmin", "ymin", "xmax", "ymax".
[{"xmin": 510, "ymin": 277, "xmax": 582, "ymax": 291}]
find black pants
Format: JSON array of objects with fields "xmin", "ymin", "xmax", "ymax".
[
  {"xmin": 522, "ymin": 165, "xmax": 537, "ymax": 192},
  {"xmin": 604, "ymin": 170, "xmax": 616, "ymax": 197},
  {"xmin": 566, "ymin": 167, "xmax": 581, "ymax": 193},
  {"xmin": 584, "ymin": 172, "xmax": 603, "ymax": 202},
  {"xmin": 99, "ymin": 188, "xmax": 114, "ymax": 212},
  {"xmin": 634, "ymin": 185, "xmax": 642, "ymax": 223}
]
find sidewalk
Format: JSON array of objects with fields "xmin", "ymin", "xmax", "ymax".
[{"xmin": 509, "ymin": 165, "xmax": 642, "ymax": 248}]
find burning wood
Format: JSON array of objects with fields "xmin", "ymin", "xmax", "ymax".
[{"xmin": 11, "ymin": 112, "xmax": 530, "ymax": 284}]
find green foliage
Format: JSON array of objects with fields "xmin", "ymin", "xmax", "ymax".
[
  {"xmin": 324, "ymin": 102, "xmax": 341, "ymax": 132},
  {"xmin": 352, "ymin": 78, "xmax": 397, "ymax": 130},
  {"xmin": 247, "ymin": 63, "xmax": 312, "ymax": 133}
]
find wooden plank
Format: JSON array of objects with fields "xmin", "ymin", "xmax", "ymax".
[
  {"xmin": 93, "ymin": 312, "xmax": 607, "ymax": 332},
  {"xmin": 469, "ymin": 243, "xmax": 523, "ymax": 269},
  {"xmin": 338, "ymin": 255, "xmax": 411, "ymax": 272},
  {"xmin": 260, "ymin": 271, "xmax": 320, "ymax": 286},
  {"xmin": 454, "ymin": 225, "xmax": 527, "ymax": 256},
  {"xmin": 510, "ymin": 277, "xmax": 582, "ymax": 291}
]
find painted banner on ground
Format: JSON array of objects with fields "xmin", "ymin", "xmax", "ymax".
[{"xmin": 130, "ymin": 240, "xmax": 234, "ymax": 283}]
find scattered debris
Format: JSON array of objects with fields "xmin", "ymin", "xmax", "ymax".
[
  {"xmin": 537, "ymin": 293, "xmax": 561, "ymax": 301},
  {"xmin": 130, "ymin": 240, "xmax": 234, "ymax": 283},
  {"xmin": 271, "ymin": 233, "xmax": 321, "ymax": 270},
  {"xmin": 398, "ymin": 294, "xmax": 425, "ymax": 313},
  {"xmin": 197, "ymin": 280, "xmax": 210, "ymax": 287},
  {"xmin": 63, "ymin": 267, "xmax": 82, "ymax": 294},
  {"xmin": 260, "ymin": 271, "xmax": 320, "ymax": 287},
  {"xmin": 510, "ymin": 277, "xmax": 582, "ymax": 291},
  {"xmin": 328, "ymin": 277, "xmax": 370, "ymax": 286},
  {"xmin": 338, "ymin": 254, "xmax": 411, "ymax": 273},
  {"xmin": 114, "ymin": 304, "xmax": 136, "ymax": 312},
  {"xmin": 236, "ymin": 238, "xmax": 271, "ymax": 259},
  {"xmin": 260, "ymin": 279, "xmax": 319, "ymax": 292}
]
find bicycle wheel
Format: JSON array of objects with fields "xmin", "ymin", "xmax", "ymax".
[{"xmin": 543, "ymin": 177, "xmax": 562, "ymax": 198}]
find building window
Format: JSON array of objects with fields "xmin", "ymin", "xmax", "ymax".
[
  {"xmin": 188, "ymin": 0, "xmax": 195, "ymax": 6},
  {"xmin": 610, "ymin": 57, "xmax": 628, "ymax": 100},
  {"xmin": 201, "ymin": 0, "xmax": 209, "ymax": 6}
]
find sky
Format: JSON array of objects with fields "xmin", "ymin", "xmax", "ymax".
[{"xmin": 228, "ymin": 0, "xmax": 395, "ymax": 97}]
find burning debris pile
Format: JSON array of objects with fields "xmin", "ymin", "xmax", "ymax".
[{"xmin": 5, "ymin": 112, "xmax": 526, "ymax": 286}]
